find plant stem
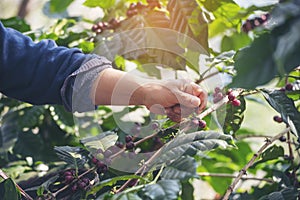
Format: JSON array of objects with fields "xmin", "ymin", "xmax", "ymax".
[
  {"xmin": 222, "ymin": 127, "xmax": 291, "ymax": 200},
  {"xmin": 0, "ymin": 169, "xmax": 33, "ymax": 200},
  {"xmin": 198, "ymin": 172, "xmax": 274, "ymax": 183}
]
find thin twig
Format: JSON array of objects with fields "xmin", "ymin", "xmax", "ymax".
[
  {"xmin": 0, "ymin": 169, "xmax": 33, "ymax": 200},
  {"xmin": 53, "ymin": 167, "xmax": 96, "ymax": 197},
  {"xmin": 236, "ymin": 134, "xmax": 273, "ymax": 140},
  {"xmin": 198, "ymin": 172, "xmax": 274, "ymax": 183},
  {"xmin": 222, "ymin": 127, "xmax": 291, "ymax": 200}
]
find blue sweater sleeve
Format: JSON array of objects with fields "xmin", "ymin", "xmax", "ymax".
[{"xmin": 0, "ymin": 21, "xmax": 91, "ymax": 105}]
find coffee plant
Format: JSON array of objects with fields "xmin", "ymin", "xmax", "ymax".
[{"xmin": 0, "ymin": 0, "xmax": 299, "ymax": 199}]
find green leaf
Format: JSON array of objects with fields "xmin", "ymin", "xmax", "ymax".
[
  {"xmin": 83, "ymin": 0, "xmax": 115, "ymax": 9},
  {"xmin": 54, "ymin": 146, "xmax": 87, "ymax": 168},
  {"xmin": 86, "ymin": 175, "xmax": 145, "ymax": 197},
  {"xmin": 80, "ymin": 131, "xmax": 118, "ymax": 154},
  {"xmin": 273, "ymin": 19, "xmax": 300, "ymax": 75},
  {"xmin": 0, "ymin": 178, "xmax": 21, "ymax": 200},
  {"xmin": 168, "ymin": 0, "xmax": 209, "ymax": 51},
  {"xmin": 230, "ymin": 33, "xmax": 277, "ymax": 89},
  {"xmin": 152, "ymin": 131, "xmax": 233, "ymax": 167},
  {"xmin": 180, "ymin": 181, "xmax": 194, "ymax": 200},
  {"xmin": 262, "ymin": 89, "xmax": 300, "ymax": 137},
  {"xmin": 218, "ymin": 96, "xmax": 246, "ymax": 135},
  {"xmin": 259, "ymin": 187, "xmax": 298, "ymax": 200},
  {"xmin": 1, "ymin": 17, "xmax": 31, "ymax": 33},
  {"xmin": 110, "ymin": 192, "xmax": 143, "ymax": 200},
  {"xmin": 142, "ymin": 179, "xmax": 181, "ymax": 200},
  {"xmin": 161, "ymin": 156, "xmax": 198, "ymax": 180},
  {"xmin": 252, "ymin": 145, "xmax": 284, "ymax": 167},
  {"xmin": 50, "ymin": 0, "xmax": 74, "ymax": 13},
  {"xmin": 221, "ymin": 32, "xmax": 252, "ymax": 52}
]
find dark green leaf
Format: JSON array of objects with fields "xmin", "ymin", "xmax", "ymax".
[
  {"xmin": 262, "ymin": 89, "xmax": 300, "ymax": 137},
  {"xmin": 1, "ymin": 17, "xmax": 31, "ymax": 33},
  {"xmin": 152, "ymin": 131, "xmax": 233, "ymax": 167},
  {"xmin": 142, "ymin": 179, "xmax": 181, "ymax": 200},
  {"xmin": 54, "ymin": 146, "xmax": 87, "ymax": 168},
  {"xmin": 180, "ymin": 181, "xmax": 194, "ymax": 200},
  {"xmin": 50, "ymin": 0, "xmax": 74, "ymax": 13},
  {"xmin": 161, "ymin": 156, "xmax": 198, "ymax": 180},
  {"xmin": 230, "ymin": 33, "xmax": 277, "ymax": 89},
  {"xmin": 252, "ymin": 145, "xmax": 284, "ymax": 168},
  {"xmin": 259, "ymin": 187, "xmax": 298, "ymax": 200},
  {"xmin": 0, "ymin": 178, "xmax": 21, "ymax": 200}
]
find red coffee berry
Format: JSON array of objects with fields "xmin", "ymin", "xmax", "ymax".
[
  {"xmin": 285, "ymin": 83, "xmax": 293, "ymax": 91},
  {"xmin": 214, "ymin": 87, "xmax": 222, "ymax": 93},
  {"xmin": 116, "ymin": 141, "xmax": 124, "ymax": 148},
  {"xmin": 78, "ymin": 181, "xmax": 86, "ymax": 190},
  {"xmin": 65, "ymin": 175, "xmax": 74, "ymax": 183},
  {"xmin": 273, "ymin": 115, "xmax": 283, "ymax": 123},
  {"xmin": 213, "ymin": 93, "xmax": 224, "ymax": 103},
  {"xmin": 82, "ymin": 178, "xmax": 90, "ymax": 185},
  {"xmin": 71, "ymin": 184, "xmax": 78, "ymax": 192},
  {"xmin": 227, "ymin": 92, "xmax": 236, "ymax": 101},
  {"xmin": 91, "ymin": 157, "xmax": 98, "ymax": 164},
  {"xmin": 231, "ymin": 99, "xmax": 241, "ymax": 107},
  {"xmin": 125, "ymin": 135, "xmax": 133, "ymax": 143},
  {"xmin": 96, "ymin": 160, "xmax": 106, "ymax": 168},
  {"xmin": 198, "ymin": 120, "xmax": 207, "ymax": 129},
  {"xmin": 64, "ymin": 171, "xmax": 72, "ymax": 176},
  {"xmin": 126, "ymin": 141, "xmax": 135, "ymax": 150},
  {"xmin": 279, "ymin": 136, "xmax": 286, "ymax": 142}
]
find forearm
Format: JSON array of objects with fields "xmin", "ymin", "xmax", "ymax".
[{"xmin": 92, "ymin": 68, "xmax": 150, "ymax": 106}]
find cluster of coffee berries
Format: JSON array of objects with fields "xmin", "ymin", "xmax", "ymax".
[
  {"xmin": 62, "ymin": 169, "xmax": 91, "ymax": 192},
  {"xmin": 191, "ymin": 117, "xmax": 207, "ymax": 129},
  {"xmin": 125, "ymin": 135, "xmax": 135, "ymax": 150},
  {"xmin": 242, "ymin": 13, "xmax": 270, "ymax": 33},
  {"xmin": 212, "ymin": 87, "xmax": 225, "ymax": 103},
  {"xmin": 126, "ymin": 0, "xmax": 161, "ymax": 17},
  {"xmin": 63, "ymin": 169, "xmax": 76, "ymax": 184},
  {"xmin": 71, "ymin": 177, "xmax": 90, "ymax": 192},
  {"xmin": 280, "ymin": 82, "xmax": 295, "ymax": 92},
  {"xmin": 91, "ymin": 157, "xmax": 108, "ymax": 174},
  {"xmin": 273, "ymin": 115, "xmax": 283, "ymax": 123},
  {"xmin": 227, "ymin": 90, "xmax": 241, "ymax": 107},
  {"xmin": 91, "ymin": 18, "xmax": 120, "ymax": 34}
]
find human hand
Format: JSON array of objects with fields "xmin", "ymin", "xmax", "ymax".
[{"xmin": 138, "ymin": 79, "xmax": 207, "ymax": 122}]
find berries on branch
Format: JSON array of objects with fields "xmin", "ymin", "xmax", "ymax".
[{"xmin": 242, "ymin": 13, "xmax": 270, "ymax": 33}]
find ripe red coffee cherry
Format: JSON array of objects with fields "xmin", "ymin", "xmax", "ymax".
[
  {"xmin": 115, "ymin": 141, "xmax": 124, "ymax": 148},
  {"xmin": 71, "ymin": 184, "xmax": 78, "ymax": 192},
  {"xmin": 65, "ymin": 175, "xmax": 74, "ymax": 183},
  {"xmin": 91, "ymin": 157, "xmax": 98, "ymax": 164},
  {"xmin": 96, "ymin": 160, "xmax": 106, "ymax": 168},
  {"xmin": 125, "ymin": 135, "xmax": 133, "ymax": 143},
  {"xmin": 78, "ymin": 181, "xmax": 86, "ymax": 190},
  {"xmin": 231, "ymin": 99, "xmax": 241, "ymax": 107},
  {"xmin": 126, "ymin": 141, "xmax": 135, "ymax": 150},
  {"xmin": 279, "ymin": 136, "xmax": 287, "ymax": 142},
  {"xmin": 227, "ymin": 92, "xmax": 236, "ymax": 101},
  {"xmin": 285, "ymin": 83, "xmax": 293, "ymax": 91},
  {"xmin": 273, "ymin": 115, "xmax": 283, "ymax": 123},
  {"xmin": 64, "ymin": 171, "xmax": 72, "ymax": 176},
  {"xmin": 198, "ymin": 120, "xmax": 207, "ymax": 129}
]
